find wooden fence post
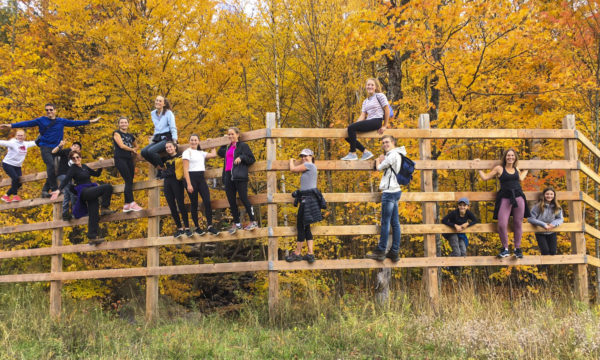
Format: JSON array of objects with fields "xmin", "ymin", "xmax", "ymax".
[
  {"xmin": 146, "ymin": 168, "xmax": 160, "ymax": 321},
  {"xmin": 266, "ymin": 112, "xmax": 279, "ymax": 320},
  {"xmin": 50, "ymin": 202, "xmax": 63, "ymax": 318},
  {"xmin": 419, "ymin": 114, "xmax": 439, "ymax": 305},
  {"xmin": 564, "ymin": 114, "xmax": 589, "ymax": 301}
]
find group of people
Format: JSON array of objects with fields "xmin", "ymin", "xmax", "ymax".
[{"xmin": 0, "ymin": 79, "xmax": 565, "ymax": 258}]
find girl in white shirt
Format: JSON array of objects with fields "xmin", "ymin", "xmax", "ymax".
[{"xmin": 0, "ymin": 130, "xmax": 36, "ymax": 202}]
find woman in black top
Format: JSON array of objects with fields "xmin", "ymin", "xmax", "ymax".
[
  {"xmin": 113, "ymin": 117, "xmax": 142, "ymax": 212},
  {"xmin": 163, "ymin": 141, "xmax": 191, "ymax": 238},
  {"xmin": 217, "ymin": 127, "xmax": 257, "ymax": 234},
  {"xmin": 476, "ymin": 148, "xmax": 530, "ymax": 259},
  {"xmin": 50, "ymin": 150, "xmax": 115, "ymax": 245}
]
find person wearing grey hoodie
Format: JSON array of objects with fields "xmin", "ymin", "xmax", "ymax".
[
  {"xmin": 528, "ymin": 187, "xmax": 564, "ymax": 255},
  {"xmin": 366, "ymin": 134, "xmax": 406, "ymax": 262}
]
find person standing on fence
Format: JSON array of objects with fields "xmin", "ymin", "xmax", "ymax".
[
  {"xmin": 141, "ymin": 96, "xmax": 177, "ymax": 179},
  {"xmin": 163, "ymin": 141, "xmax": 192, "ymax": 239},
  {"xmin": 366, "ymin": 135, "xmax": 405, "ymax": 262},
  {"xmin": 0, "ymin": 103, "xmax": 101, "ymax": 198},
  {"xmin": 183, "ymin": 134, "xmax": 219, "ymax": 236},
  {"xmin": 0, "ymin": 129, "xmax": 36, "ymax": 202},
  {"xmin": 341, "ymin": 78, "xmax": 391, "ymax": 161},
  {"xmin": 113, "ymin": 117, "xmax": 143, "ymax": 213},
  {"xmin": 50, "ymin": 150, "xmax": 115, "ymax": 245},
  {"xmin": 475, "ymin": 148, "xmax": 530, "ymax": 259},
  {"xmin": 285, "ymin": 149, "xmax": 326, "ymax": 264},
  {"xmin": 52, "ymin": 140, "xmax": 81, "ymax": 220},
  {"xmin": 217, "ymin": 127, "xmax": 257, "ymax": 234},
  {"xmin": 442, "ymin": 197, "xmax": 479, "ymax": 273},
  {"xmin": 528, "ymin": 187, "xmax": 564, "ymax": 255}
]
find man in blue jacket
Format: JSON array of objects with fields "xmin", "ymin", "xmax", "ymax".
[{"xmin": 0, "ymin": 103, "xmax": 101, "ymax": 198}]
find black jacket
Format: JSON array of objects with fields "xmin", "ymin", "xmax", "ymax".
[
  {"xmin": 59, "ymin": 164, "xmax": 102, "ymax": 191},
  {"xmin": 218, "ymin": 141, "xmax": 256, "ymax": 181},
  {"xmin": 292, "ymin": 188, "xmax": 327, "ymax": 225}
]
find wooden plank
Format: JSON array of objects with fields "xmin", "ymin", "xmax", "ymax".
[
  {"xmin": 266, "ymin": 112, "xmax": 279, "ymax": 320},
  {"xmin": 588, "ymin": 256, "xmax": 600, "ymax": 268},
  {"xmin": 582, "ymin": 193, "xmax": 600, "ymax": 212},
  {"xmin": 580, "ymin": 162, "xmax": 600, "ymax": 186},
  {"xmin": 50, "ymin": 202, "xmax": 63, "ymax": 318},
  {"xmin": 585, "ymin": 224, "xmax": 600, "ymax": 240},
  {"xmin": 577, "ymin": 132, "xmax": 600, "ymax": 160},
  {"xmin": 146, "ymin": 166, "xmax": 160, "ymax": 322}
]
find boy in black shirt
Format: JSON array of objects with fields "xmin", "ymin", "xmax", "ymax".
[
  {"xmin": 52, "ymin": 140, "xmax": 81, "ymax": 220},
  {"xmin": 441, "ymin": 197, "xmax": 479, "ymax": 258}
]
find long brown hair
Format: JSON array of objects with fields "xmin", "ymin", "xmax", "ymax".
[
  {"xmin": 535, "ymin": 187, "xmax": 561, "ymax": 216},
  {"xmin": 501, "ymin": 148, "xmax": 519, "ymax": 169}
]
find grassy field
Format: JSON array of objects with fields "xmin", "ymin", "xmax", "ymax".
[{"xmin": 0, "ymin": 281, "xmax": 599, "ymax": 359}]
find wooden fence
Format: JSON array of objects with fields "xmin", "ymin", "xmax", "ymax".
[{"xmin": 1, "ymin": 113, "xmax": 600, "ymax": 321}]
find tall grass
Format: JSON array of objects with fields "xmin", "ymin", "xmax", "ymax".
[{"xmin": 0, "ymin": 281, "xmax": 599, "ymax": 359}]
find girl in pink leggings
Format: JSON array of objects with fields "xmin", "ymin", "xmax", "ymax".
[{"xmin": 475, "ymin": 148, "xmax": 530, "ymax": 259}]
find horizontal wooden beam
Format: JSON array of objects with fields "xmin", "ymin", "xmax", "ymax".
[
  {"xmin": 587, "ymin": 256, "xmax": 600, "ymax": 268},
  {"xmin": 583, "ymin": 193, "xmax": 600, "ymax": 213},
  {"xmin": 577, "ymin": 132, "xmax": 600, "ymax": 160},
  {"xmin": 585, "ymin": 224, "xmax": 600, "ymax": 240},
  {"xmin": 580, "ymin": 162, "xmax": 600, "ymax": 186}
]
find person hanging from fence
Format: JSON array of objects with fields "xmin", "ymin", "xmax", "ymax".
[
  {"xmin": 52, "ymin": 140, "xmax": 82, "ymax": 220},
  {"xmin": 0, "ymin": 129, "xmax": 37, "ymax": 203},
  {"xmin": 183, "ymin": 134, "xmax": 219, "ymax": 236},
  {"xmin": 141, "ymin": 96, "xmax": 177, "ymax": 179},
  {"xmin": 113, "ymin": 116, "xmax": 143, "ymax": 213},
  {"xmin": 442, "ymin": 197, "xmax": 479, "ymax": 273},
  {"xmin": 50, "ymin": 150, "xmax": 115, "ymax": 245},
  {"xmin": 340, "ymin": 78, "xmax": 391, "ymax": 161},
  {"xmin": 528, "ymin": 187, "xmax": 564, "ymax": 255},
  {"xmin": 366, "ymin": 135, "xmax": 404, "ymax": 262},
  {"xmin": 285, "ymin": 149, "xmax": 326, "ymax": 264},
  {"xmin": 163, "ymin": 141, "xmax": 192, "ymax": 239},
  {"xmin": 475, "ymin": 148, "xmax": 530, "ymax": 259},
  {"xmin": 217, "ymin": 127, "xmax": 258, "ymax": 234},
  {"xmin": 0, "ymin": 103, "xmax": 101, "ymax": 198}
]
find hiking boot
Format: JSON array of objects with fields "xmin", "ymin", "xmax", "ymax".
[
  {"xmin": 11, "ymin": 195, "xmax": 22, "ymax": 202},
  {"xmin": 386, "ymin": 251, "xmax": 400, "ymax": 262},
  {"xmin": 361, "ymin": 150, "xmax": 374, "ymax": 161},
  {"xmin": 303, "ymin": 253, "xmax": 316, "ymax": 264},
  {"xmin": 514, "ymin": 248, "xmax": 524, "ymax": 259},
  {"xmin": 1, "ymin": 195, "xmax": 11, "ymax": 203},
  {"xmin": 100, "ymin": 207, "xmax": 116, "ymax": 216},
  {"xmin": 207, "ymin": 225, "xmax": 220, "ymax": 236},
  {"xmin": 129, "ymin": 202, "xmax": 143, "ymax": 212},
  {"xmin": 228, "ymin": 223, "xmax": 242, "ymax": 235},
  {"xmin": 285, "ymin": 252, "xmax": 303, "ymax": 262},
  {"xmin": 366, "ymin": 248, "xmax": 386, "ymax": 261},
  {"xmin": 244, "ymin": 221, "xmax": 258, "ymax": 231},
  {"xmin": 194, "ymin": 227, "xmax": 206, "ymax": 236},
  {"xmin": 174, "ymin": 229, "xmax": 186, "ymax": 238},
  {"xmin": 341, "ymin": 152, "xmax": 358, "ymax": 161},
  {"xmin": 497, "ymin": 248, "xmax": 510, "ymax": 258},
  {"xmin": 62, "ymin": 212, "xmax": 72, "ymax": 221}
]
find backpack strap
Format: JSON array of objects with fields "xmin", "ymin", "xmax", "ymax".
[{"xmin": 374, "ymin": 93, "xmax": 389, "ymax": 120}]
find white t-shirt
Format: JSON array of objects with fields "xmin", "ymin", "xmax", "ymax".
[
  {"xmin": 0, "ymin": 138, "xmax": 37, "ymax": 167},
  {"xmin": 182, "ymin": 148, "xmax": 208, "ymax": 172}
]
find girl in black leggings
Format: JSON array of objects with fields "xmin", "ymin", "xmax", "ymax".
[
  {"xmin": 163, "ymin": 141, "xmax": 191, "ymax": 238},
  {"xmin": 183, "ymin": 134, "xmax": 219, "ymax": 236},
  {"xmin": 113, "ymin": 117, "xmax": 143, "ymax": 212},
  {"xmin": 51, "ymin": 150, "xmax": 115, "ymax": 245}
]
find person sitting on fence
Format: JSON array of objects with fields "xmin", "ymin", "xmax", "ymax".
[
  {"xmin": 52, "ymin": 140, "xmax": 82, "ymax": 220},
  {"xmin": 366, "ymin": 135, "xmax": 405, "ymax": 262},
  {"xmin": 441, "ymin": 197, "xmax": 479, "ymax": 266},
  {"xmin": 217, "ymin": 127, "xmax": 258, "ymax": 234},
  {"xmin": 528, "ymin": 187, "xmax": 564, "ymax": 255},
  {"xmin": 113, "ymin": 116, "xmax": 143, "ymax": 213},
  {"xmin": 0, "ymin": 103, "xmax": 101, "ymax": 198},
  {"xmin": 0, "ymin": 129, "xmax": 36, "ymax": 202},
  {"xmin": 141, "ymin": 96, "xmax": 177, "ymax": 179},
  {"xmin": 163, "ymin": 141, "xmax": 192, "ymax": 239},
  {"xmin": 182, "ymin": 134, "xmax": 219, "ymax": 236},
  {"xmin": 475, "ymin": 148, "xmax": 530, "ymax": 259},
  {"xmin": 340, "ymin": 78, "xmax": 391, "ymax": 161},
  {"xmin": 285, "ymin": 149, "xmax": 326, "ymax": 264},
  {"xmin": 50, "ymin": 150, "xmax": 115, "ymax": 245}
]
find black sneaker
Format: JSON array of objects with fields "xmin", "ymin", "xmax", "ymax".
[
  {"xmin": 514, "ymin": 248, "xmax": 523, "ymax": 259},
  {"xmin": 155, "ymin": 170, "xmax": 165, "ymax": 180},
  {"xmin": 88, "ymin": 236, "xmax": 104, "ymax": 246},
  {"xmin": 386, "ymin": 251, "xmax": 400, "ymax": 262},
  {"xmin": 303, "ymin": 253, "xmax": 316, "ymax": 264},
  {"xmin": 497, "ymin": 248, "xmax": 510, "ymax": 258},
  {"xmin": 366, "ymin": 248, "xmax": 386, "ymax": 261},
  {"xmin": 185, "ymin": 229, "xmax": 193, "ymax": 237},
  {"xmin": 194, "ymin": 228, "xmax": 206, "ymax": 236},
  {"xmin": 174, "ymin": 229, "xmax": 185, "ymax": 238},
  {"xmin": 100, "ymin": 207, "xmax": 116, "ymax": 216},
  {"xmin": 285, "ymin": 253, "xmax": 303, "ymax": 262},
  {"xmin": 62, "ymin": 212, "xmax": 72, "ymax": 221},
  {"xmin": 207, "ymin": 225, "xmax": 220, "ymax": 236}
]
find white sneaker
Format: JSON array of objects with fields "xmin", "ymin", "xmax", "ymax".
[
  {"xmin": 341, "ymin": 152, "xmax": 358, "ymax": 161},
  {"xmin": 361, "ymin": 150, "xmax": 374, "ymax": 161}
]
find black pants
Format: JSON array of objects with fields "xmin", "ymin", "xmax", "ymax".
[
  {"xmin": 115, "ymin": 156, "xmax": 135, "ymax": 203},
  {"xmin": 345, "ymin": 118, "xmax": 382, "ymax": 153},
  {"xmin": 188, "ymin": 171, "xmax": 212, "ymax": 227},
  {"xmin": 2, "ymin": 162, "xmax": 22, "ymax": 196},
  {"xmin": 223, "ymin": 171, "xmax": 255, "ymax": 223},
  {"xmin": 164, "ymin": 177, "xmax": 189, "ymax": 229},
  {"xmin": 141, "ymin": 140, "xmax": 167, "ymax": 168},
  {"xmin": 40, "ymin": 146, "xmax": 57, "ymax": 191},
  {"xmin": 80, "ymin": 184, "xmax": 113, "ymax": 238},
  {"xmin": 535, "ymin": 233, "xmax": 557, "ymax": 255},
  {"xmin": 296, "ymin": 202, "xmax": 313, "ymax": 243}
]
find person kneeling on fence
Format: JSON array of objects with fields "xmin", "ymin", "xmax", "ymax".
[
  {"xmin": 366, "ymin": 135, "xmax": 405, "ymax": 262},
  {"xmin": 286, "ymin": 149, "xmax": 326, "ymax": 264}
]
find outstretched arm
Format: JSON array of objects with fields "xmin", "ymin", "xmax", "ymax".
[{"xmin": 475, "ymin": 160, "xmax": 501, "ymax": 181}]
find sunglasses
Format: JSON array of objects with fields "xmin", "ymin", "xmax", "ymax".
[
  {"xmin": 45, "ymin": 108, "xmax": 55, "ymax": 112},
  {"xmin": 71, "ymin": 155, "xmax": 81, "ymax": 160}
]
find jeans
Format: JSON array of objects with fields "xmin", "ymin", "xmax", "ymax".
[
  {"xmin": 377, "ymin": 191, "xmax": 402, "ymax": 253},
  {"xmin": 141, "ymin": 140, "xmax": 167, "ymax": 168},
  {"xmin": 57, "ymin": 174, "xmax": 74, "ymax": 215},
  {"xmin": 40, "ymin": 146, "xmax": 57, "ymax": 191},
  {"xmin": 2, "ymin": 162, "xmax": 22, "ymax": 196},
  {"xmin": 345, "ymin": 118, "xmax": 382, "ymax": 153},
  {"xmin": 447, "ymin": 234, "xmax": 467, "ymax": 256}
]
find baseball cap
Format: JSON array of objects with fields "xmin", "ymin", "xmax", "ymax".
[
  {"xmin": 299, "ymin": 148, "xmax": 314, "ymax": 157},
  {"xmin": 458, "ymin": 197, "xmax": 470, "ymax": 205}
]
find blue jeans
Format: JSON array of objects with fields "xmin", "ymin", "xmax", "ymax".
[
  {"xmin": 141, "ymin": 140, "xmax": 167, "ymax": 168},
  {"xmin": 377, "ymin": 191, "xmax": 402, "ymax": 253},
  {"xmin": 57, "ymin": 174, "xmax": 74, "ymax": 215}
]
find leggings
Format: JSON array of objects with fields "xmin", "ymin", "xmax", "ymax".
[
  {"xmin": 188, "ymin": 171, "xmax": 212, "ymax": 227},
  {"xmin": 163, "ymin": 176, "xmax": 189, "ymax": 229},
  {"xmin": 2, "ymin": 162, "xmax": 22, "ymax": 196},
  {"xmin": 497, "ymin": 197, "xmax": 525, "ymax": 249},
  {"xmin": 223, "ymin": 171, "xmax": 255, "ymax": 224},
  {"xmin": 535, "ymin": 233, "xmax": 557, "ymax": 255},
  {"xmin": 80, "ymin": 184, "xmax": 113, "ymax": 238},
  {"xmin": 296, "ymin": 202, "xmax": 313, "ymax": 243},
  {"xmin": 114, "ymin": 156, "xmax": 135, "ymax": 203},
  {"xmin": 345, "ymin": 118, "xmax": 382, "ymax": 153}
]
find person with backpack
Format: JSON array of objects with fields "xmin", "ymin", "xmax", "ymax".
[
  {"xmin": 341, "ymin": 78, "xmax": 392, "ymax": 161},
  {"xmin": 0, "ymin": 103, "xmax": 101, "ymax": 198},
  {"xmin": 113, "ymin": 116, "xmax": 143, "ymax": 212},
  {"xmin": 52, "ymin": 140, "xmax": 82, "ymax": 220},
  {"xmin": 0, "ymin": 129, "xmax": 36, "ymax": 202},
  {"xmin": 441, "ymin": 197, "xmax": 479, "ymax": 258},
  {"xmin": 366, "ymin": 135, "xmax": 405, "ymax": 262},
  {"xmin": 163, "ymin": 141, "xmax": 191, "ymax": 239},
  {"xmin": 141, "ymin": 96, "xmax": 177, "ymax": 178},
  {"xmin": 528, "ymin": 187, "xmax": 564, "ymax": 255}
]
